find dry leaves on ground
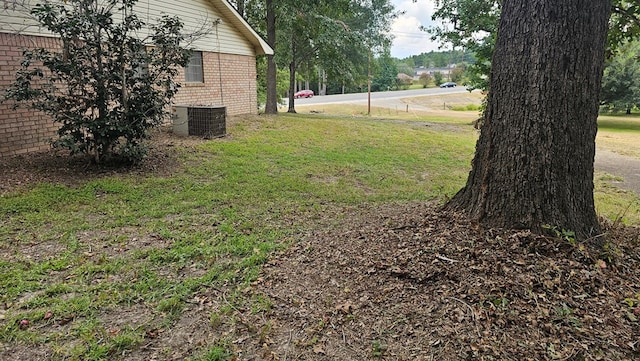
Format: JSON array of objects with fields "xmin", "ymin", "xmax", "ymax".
[{"xmin": 235, "ymin": 202, "xmax": 640, "ymax": 360}]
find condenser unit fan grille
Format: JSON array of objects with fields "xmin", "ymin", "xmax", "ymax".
[{"xmin": 187, "ymin": 107, "xmax": 226, "ymax": 138}]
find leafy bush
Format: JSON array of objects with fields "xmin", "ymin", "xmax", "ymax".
[
  {"xmin": 396, "ymin": 73, "xmax": 413, "ymax": 90},
  {"xmin": 433, "ymin": 71, "xmax": 444, "ymax": 86},
  {"xmin": 5, "ymin": 0, "xmax": 191, "ymax": 164},
  {"xmin": 418, "ymin": 72, "xmax": 433, "ymax": 88}
]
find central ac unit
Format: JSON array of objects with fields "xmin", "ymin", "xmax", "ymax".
[{"xmin": 172, "ymin": 105, "xmax": 226, "ymax": 138}]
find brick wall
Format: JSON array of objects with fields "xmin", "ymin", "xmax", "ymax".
[
  {"xmin": 172, "ymin": 52, "xmax": 258, "ymax": 115},
  {"xmin": 0, "ymin": 33, "xmax": 61, "ymax": 157},
  {"xmin": 0, "ymin": 33, "xmax": 259, "ymax": 158}
]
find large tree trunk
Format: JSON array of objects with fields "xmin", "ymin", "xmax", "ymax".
[
  {"xmin": 264, "ymin": 0, "xmax": 278, "ymax": 114},
  {"xmin": 446, "ymin": 0, "xmax": 611, "ymax": 239}
]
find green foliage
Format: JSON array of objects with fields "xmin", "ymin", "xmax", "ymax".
[
  {"xmin": 4, "ymin": 0, "xmax": 191, "ymax": 164},
  {"xmin": 256, "ymin": 57, "xmax": 288, "ymax": 107},
  {"xmin": 433, "ymin": 72, "xmax": 444, "ymax": 86},
  {"xmin": 371, "ymin": 340, "xmax": 387, "ymax": 357},
  {"xmin": 542, "ymin": 224, "xmax": 577, "ymax": 245},
  {"xmin": 418, "ymin": 72, "xmax": 433, "ymax": 88},
  {"xmin": 395, "ymin": 60, "xmax": 415, "ymax": 78},
  {"xmin": 601, "ymin": 40, "xmax": 640, "ymax": 114},
  {"xmin": 274, "ymin": 0, "xmax": 396, "ymax": 110},
  {"xmin": 371, "ymin": 51, "xmax": 399, "ymax": 91},
  {"xmin": 198, "ymin": 344, "xmax": 232, "ymax": 361},
  {"xmin": 428, "ymin": 0, "xmax": 499, "ymax": 91},
  {"xmin": 450, "ymin": 66, "xmax": 465, "ymax": 83},
  {"xmin": 404, "ymin": 49, "xmax": 475, "ymax": 68},
  {"xmin": 428, "ymin": 0, "xmax": 640, "ymax": 91},
  {"xmin": 608, "ymin": 1, "xmax": 640, "ymax": 56}
]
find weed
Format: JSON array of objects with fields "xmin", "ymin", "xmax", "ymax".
[
  {"xmin": 372, "ymin": 339, "xmax": 388, "ymax": 357},
  {"xmin": 491, "ymin": 297, "xmax": 510, "ymax": 309},
  {"xmin": 209, "ymin": 312, "xmax": 223, "ymax": 329},
  {"xmin": 250, "ymin": 294, "xmax": 273, "ymax": 314},
  {"xmin": 542, "ymin": 224, "xmax": 577, "ymax": 245}
]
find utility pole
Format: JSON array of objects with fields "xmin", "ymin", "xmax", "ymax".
[{"xmin": 368, "ymin": 51, "xmax": 371, "ymax": 115}]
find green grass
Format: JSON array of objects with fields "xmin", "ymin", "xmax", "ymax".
[
  {"xmin": 0, "ymin": 111, "xmax": 638, "ymax": 359},
  {"xmin": 597, "ymin": 114, "xmax": 640, "ymax": 158},
  {"xmin": 0, "ymin": 112, "xmax": 476, "ymax": 359},
  {"xmin": 450, "ymin": 104, "xmax": 482, "ymax": 111},
  {"xmin": 595, "ymin": 172, "xmax": 640, "ymax": 225},
  {"xmin": 598, "ymin": 113, "xmax": 640, "ymax": 132}
]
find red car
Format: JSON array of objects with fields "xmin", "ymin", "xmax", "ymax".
[{"xmin": 294, "ymin": 89, "xmax": 314, "ymax": 99}]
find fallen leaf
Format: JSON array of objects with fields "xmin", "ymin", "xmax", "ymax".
[
  {"xmin": 145, "ymin": 329, "xmax": 161, "ymax": 338},
  {"xmin": 336, "ymin": 301, "xmax": 352, "ymax": 314},
  {"xmin": 313, "ymin": 344, "xmax": 326, "ymax": 354}
]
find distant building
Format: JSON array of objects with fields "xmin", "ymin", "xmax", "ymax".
[{"xmin": 413, "ymin": 66, "xmax": 457, "ymax": 80}]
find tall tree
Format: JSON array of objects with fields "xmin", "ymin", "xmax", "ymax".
[
  {"xmin": 264, "ymin": 0, "xmax": 278, "ymax": 114},
  {"xmin": 370, "ymin": 51, "xmax": 398, "ymax": 91},
  {"xmin": 228, "ymin": 0, "xmax": 246, "ymax": 17},
  {"xmin": 429, "ymin": 0, "xmax": 639, "ymax": 91},
  {"xmin": 446, "ymin": 0, "xmax": 610, "ymax": 239},
  {"xmin": 273, "ymin": 0, "xmax": 394, "ymax": 113},
  {"xmin": 429, "ymin": 0, "xmax": 499, "ymax": 91},
  {"xmin": 601, "ymin": 40, "xmax": 640, "ymax": 114}
]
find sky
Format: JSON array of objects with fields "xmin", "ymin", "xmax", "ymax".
[{"xmin": 389, "ymin": 0, "xmax": 445, "ymax": 59}]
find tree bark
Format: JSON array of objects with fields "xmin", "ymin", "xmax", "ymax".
[
  {"xmin": 286, "ymin": 31, "xmax": 298, "ymax": 113},
  {"xmin": 446, "ymin": 0, "xmax": 611, "ymax": 239},
  {"xmin": 287, "ymin": 59, "xmax": 297, "ymax": 113},
  {"xmin": 264, "ymin": 0, "xmax": 278, "ymax": 114}
]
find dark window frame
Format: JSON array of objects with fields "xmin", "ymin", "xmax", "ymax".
[{"xmin": 185, "ymin": 51, "xmax": 204, "ymax": 83}]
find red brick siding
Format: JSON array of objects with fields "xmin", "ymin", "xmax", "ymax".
[
  {"xmin": 0, "ymin": 33, "xmax": 61, "ymax": 157},
  {"xmin": 1, "ymin": 33, "xmax": 259, "ymax": 158}
]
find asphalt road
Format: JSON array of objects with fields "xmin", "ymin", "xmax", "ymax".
[
  {"xmin": 289, "ymin": 86, "xmax": 469, "ymax": 107},
  {"xmin": 595, "ymin": 150, "xmax": 640, "ymax": 197}
]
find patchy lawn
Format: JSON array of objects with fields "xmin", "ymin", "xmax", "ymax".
[{"xmin": 1, "ymin": 114, "xmax": 639, "ymax": 360}]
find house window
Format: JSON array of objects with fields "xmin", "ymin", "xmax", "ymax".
[{"xmin": 185, "ymin": 51, "xmax": 204, "ymax": 83}]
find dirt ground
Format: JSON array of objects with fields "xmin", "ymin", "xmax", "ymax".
[
  {"xmin": 1, "ymin": 129, "xmax": 640, "ymax": 360},
  {"xmin": 240, "ymin": 203, "xmax": 640, "ymax": 360}
]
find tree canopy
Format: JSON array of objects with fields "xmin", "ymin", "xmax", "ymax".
[
  {"xmin": 601, "ymin": 40, "xmax": 640, "ymax": 114},
  {"xmin": 236, "ymin": 0, "xmax": 396, "ymax": 113},
  {"xmin": 277, "ymin": 0, "xmax": 396, "ymax": 112},
  {"xmin": 428, "ymin": 0, "xmax": 640, "ymax": 91}
]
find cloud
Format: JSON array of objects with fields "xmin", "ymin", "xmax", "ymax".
[{"xmin": 389, "ymin": 0, "xmax": 446, "ymax": 58}]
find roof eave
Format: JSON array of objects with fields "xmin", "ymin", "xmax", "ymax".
[{"xmin": 208, "ymin": 0, "xmax": 273, "ymax": 55}]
